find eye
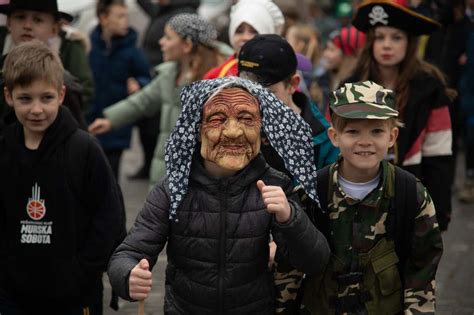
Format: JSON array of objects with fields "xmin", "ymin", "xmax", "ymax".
[
  {"xmin": 33, "ymin": 16, "xmax": 44, "ymax": 23},
  {"xmin": 345, "ymin": 129, "xmax": 358, "ymax": 134},
  {"xmin": 373, "ymin": 128, "xmax": 385, "ymax": 134}
]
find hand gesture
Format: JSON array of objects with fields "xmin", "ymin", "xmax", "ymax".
[
  {"xmin": 257, "ymin": 180, "xmax": 291, "ymax": 224},
  {"xmin": 129, "ymin": 258, "xmax": 153, "ymax": 301},
  {"xmin": 88, "ymin": 118, "xmax": 112, "ymax": 135}
]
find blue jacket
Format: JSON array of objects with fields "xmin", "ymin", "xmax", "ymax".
[{"xmin": 88, "ymin": 26, "xmax": 151, "ymax": 150}]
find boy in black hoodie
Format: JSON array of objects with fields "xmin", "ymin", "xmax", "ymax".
[{"xmin": 0, "ymin": 41, "xmax": 124, "ymax": 314}]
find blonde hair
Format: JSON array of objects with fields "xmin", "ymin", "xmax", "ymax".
[
  {"xmin": 286, "ymin": 24, "xmax": 321, "ymax": 66},
  {"xmin": 330, "ymin": 112, "xmax": 403, "ymax": 131},
  {"xmin": 3, "ymin": 40, "xmax": 64, "ymax": 92},
  {"xmin": 189, "ymin": 44, "xmax": 224, "ymax": 82}
]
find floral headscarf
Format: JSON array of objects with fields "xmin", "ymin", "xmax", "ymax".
[{"xmin": 165, "ymin": 77, "xmax": 318, "ymax": 221}]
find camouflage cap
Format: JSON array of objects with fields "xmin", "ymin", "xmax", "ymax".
[{"xmin": 330, "ymin": 81, "xmax": 399, "ymax": 120}]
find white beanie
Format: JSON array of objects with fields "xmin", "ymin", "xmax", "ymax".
[{"xmin": 228, "ymin": 0, "xmax": 285, "ymax": 47}]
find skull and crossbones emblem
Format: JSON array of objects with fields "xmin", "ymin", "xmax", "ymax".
[{"xmin": 369, "ymin": 6, "xmax": 389, "ymax": 25}]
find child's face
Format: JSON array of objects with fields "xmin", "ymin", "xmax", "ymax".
[
  {"xmin": 99, "ymin": 4, "xmax": 129, "ymax": 37},
  {"xmin": 372, "ymin": 26, "xmax": 408, "ymax": 69},
  {"xmin": 322, "ymin": 41, "xmax": 343, "ymax": 71},
  {"xmin": 159, "ymin": 24, "xmax": 192, "ymax": 62},
  {"xmin": 4, "ymin": 80, "xmax": 65, "ymax": 140},
  {"xmin": 233, "ymin": 22, "xmax": 258, "ymax": 54},
  {"xmin": 200, "ymin": 88, "xmax": 262, "ymax": 175},
  {"xmin": 7, "ymin": 10, "xmax": 58, "ymax": 45},
  {"xmin": 328, "ymin": 119, "xmax": 398, "ymax": 181}
]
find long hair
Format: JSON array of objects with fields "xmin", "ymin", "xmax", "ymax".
[
  {"xmin": 352, "ymin": 28, "xmax": 454, "ymax": 117},
  {"xmin": 188, "ymin": 44, "xmax": 225, "ymax": 82}
]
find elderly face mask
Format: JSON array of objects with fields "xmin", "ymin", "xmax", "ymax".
[{"xmin": 200, "ymin": 88, "xmax": 262, "ymax": 171}]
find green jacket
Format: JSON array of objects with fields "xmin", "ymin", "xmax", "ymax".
[
  {"xmin": 59, "ymin": 31, "xmax": 94, "ymax": 111},
  {"xmin": 104, "ymin": 61, "xmax": 184, "ymax": 186}
]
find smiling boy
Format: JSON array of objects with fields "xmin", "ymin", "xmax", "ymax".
[
  {"xmin": 301, "ymin": 81, "xmax": 443, "ymax": 315},
  {"xmin": 0, "ymin": 41, "xmax": 123, "ymax": 314}
]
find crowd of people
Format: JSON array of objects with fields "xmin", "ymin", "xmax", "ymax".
[{"xmin": 0, "ymin": 0, "xmax": 472, "ymax": 314}]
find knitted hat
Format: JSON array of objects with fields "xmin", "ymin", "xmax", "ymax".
[
  {"xmin": 228, "ymin": 0, "xmax": 284, "ymax": 48},
  {"xmin": 330, "ymin": 81, "xmax": 399, "ymax": 120},
  {"xmin": 329, "ymin": 26, "xmax": 366, "ymax": 56},
  {"xmin": 352, "ymin": 0, "xmax": 440, "ymax": 35},
  {"xmin": 167, "ymin": 13, "xmax": 217, "ymax": 47},
  {"xmin": 0, "ymin": 0, "xmax": 73, "ymax": 22}
]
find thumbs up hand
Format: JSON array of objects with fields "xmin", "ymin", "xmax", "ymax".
[
  {"xmin": 257, "ymin": 180, "xmax": 291, "ymax": 224},
  {"xmin": 129, "ymin": 258, "xmax": 153, "ymax": 301}
]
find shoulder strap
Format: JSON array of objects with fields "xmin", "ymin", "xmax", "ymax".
[
  {"xmin": 390, "ymin": 166, "xmax": 418, "ymax": 279},
  {"xmin": 66, "ymin": 130, "xmax": 90, "ymax": 200},
  {"xmin": 315, "ymin": 164, "xmax": 332, "ymax": 241}
]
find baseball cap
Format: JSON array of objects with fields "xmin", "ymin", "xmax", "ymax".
[
  {"xmin": 238, "ymin": 34, "xmax": 297, "ymax": 87},
  {"xmin": 330, "ymin": 81, "xmax": 399, "ymax": 120}
]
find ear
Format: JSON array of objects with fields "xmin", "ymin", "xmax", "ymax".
[
  {"xmin": 182, "ymin": 38, "xmax": 194, "ymax": 54},
  {"xmin": 4, "ymin": 87, "xmax": 14, "ymax": 107},
  {"xmin": 51, "ymin": 21, "xmax": 60, "ymax": 36},
  {"xmin": 59, "ymin": 85, "xmax": 66, "ymax": 105},
  {"xmin": 327, "ymin": 126, "xmax": 340, "ymax": 147},
  {"xmin": 288, "ymin": 73, "xmax": 301, "ymax": 95},
  {"xmin": 388, "ymin": 127, "xmax": 399, "ymax": 148}
]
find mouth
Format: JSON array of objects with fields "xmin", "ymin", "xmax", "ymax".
[
  {"xmin": 381, "ymin": 54, "xmax": 393, "ymax": 60},
  {"xmin": 355, "ymin": 151, "xmax": 375, "ymax": 156},
  {"xmin": 20, "ymin": 34, "xmax": 34, "ymax": 40}
]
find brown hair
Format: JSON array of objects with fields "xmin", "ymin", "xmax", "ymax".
[
  {"xmin": 3, "ymin": 40, "xmax": 64, "ymax": 92},
  {"xmin": 96, "ymin": 0, "xmax": 126, "ymax": 18},
  {"xmin": 286, "ymin": 23, "xmax": 321, "ymax": 66},
  {"xmin": 330, "ymin": 111, "xmax": 403, "ymax": 131},
  {"xmin": 189, "ymin": 44, "xmax": 224, "ymax": 82},
  {"xmin": 352, "ymin": 28, "xmax": 455, "ymax": 117}
]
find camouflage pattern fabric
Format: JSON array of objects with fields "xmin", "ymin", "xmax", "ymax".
[
  {"xmin": 330, "ymin": 81, "xmax": 399, "ymax": 120},
  {"xmin": 274, "ymin": 157, "xmax": 443, "ymax": 314},
  {"xmin": 326, "ymin": 158, "xmax": 442, "ymax": 314}
]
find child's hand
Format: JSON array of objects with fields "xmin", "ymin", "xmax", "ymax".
[
  {"xmin": 127, "ymin": 77, "xmax": 141, "ymax": 95},
  {"xmin": 129, "ymin": 258, "xmax": 153, "ymax": 301},
  {"xmin": 257, "ymin": 180, "xmax": 291, "ymax": 223},
  {"xmin": 88, "ymin": 118, "xmax": 112, "ymax": 135}
]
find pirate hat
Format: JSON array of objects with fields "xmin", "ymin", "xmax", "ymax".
[
  {"xmin": 0, "ymin": 0, "xmax": 73, "ymax": 23},
  {"xmin": 352, "ymin": 0, "xmax": 440, "ymax": 35}
]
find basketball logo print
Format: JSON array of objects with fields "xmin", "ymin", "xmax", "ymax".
[{"xmin": 26, "ymin": 183, "xmax": 46, "ymax": 220}]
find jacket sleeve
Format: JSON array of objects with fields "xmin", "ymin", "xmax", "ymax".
[
  {"xmin": 271, "ymin": 184, "xmax": 330, "ymax": 275},
  {"xmin": 107, "ymin": 179, "xmax": 170, "ymax": 300},
  {"xmin": 77, "ymin": 137, "xmax": 123, "ymax": 273},
  {"xmin": 130, "ymin": 48, "xmax": 152, "ymax": 88},
  {"xmin": 403, "ymin": 181, "xmax": 443, "ymax": 315},
  {"xmin": 104, "ymin": 74, "xmax": 163, "ymax": 129}
]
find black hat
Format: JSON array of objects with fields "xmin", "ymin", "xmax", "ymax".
[
  {"xmin": 0, "ymin": 0, "xmax": 73, "ymax": 23},
  {"xmin": 352, "ymin": 0, "xmax": 440, "ymax": 36},
  {"xmin": 238, "ymin": 34, "xmax": 297, "ymax": 87}
]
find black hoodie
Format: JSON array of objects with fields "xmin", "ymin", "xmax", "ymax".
[{"xmin": 0, "ymin": 107, "xmax": 123, "ymax": 309}]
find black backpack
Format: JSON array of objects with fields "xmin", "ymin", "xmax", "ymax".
[{"xmin": 314, "ymin": 164, "xmax": 418, "ymax": 278}]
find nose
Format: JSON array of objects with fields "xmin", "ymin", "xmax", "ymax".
[
  {"xmin": 242, "ymin": 30, "xmax": 255, "ymax": 42},
  {"xmin": 30, "ymin": 102, "xmax": 43, "ymax": 115},
  {"xmin": 23, "ymin": 16, "xmax": 33, "ymax": 29},
  {"xmin": 222, "ymin": 118, "xmax": 244, "ymax": 138}
]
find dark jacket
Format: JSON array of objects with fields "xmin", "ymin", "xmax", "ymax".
[
  {"xmin": 137, "ymin": 0, "xmax": 199, "ymax": 66},
  {"xmin": 88, "ymin": 25, "xmax": 151, "ymax": 150},
  {"xmin": 0, "ymin": 107, "xmax": 123, "ymax": 309},
  {"xmin": 108, "ymin": 154, "xmax": 330, "ymax": 315}
]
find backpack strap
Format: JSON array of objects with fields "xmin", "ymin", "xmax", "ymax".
[
  {"xmin": 388, "ymin": 166, "xmax": 418, "ymax": 284},
  {"xmin": 315, "ymin": 164, "xmax": 332, "ymax": 241}
]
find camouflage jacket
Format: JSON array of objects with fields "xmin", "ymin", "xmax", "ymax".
[{"xmin": 275, "ymin": 158, "xmax": 443, "ymax": 314}]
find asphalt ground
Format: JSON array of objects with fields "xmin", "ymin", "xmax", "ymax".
[{"xmin": 103, "ymin": 130, "xmax": 474, "ymax": 315}]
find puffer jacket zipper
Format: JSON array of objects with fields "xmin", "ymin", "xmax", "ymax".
[{"xmin": 218, "ymin": 180, "xmax": 228, "ymax": 314}]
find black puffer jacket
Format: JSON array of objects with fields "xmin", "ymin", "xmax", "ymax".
[{"xmin": 108, "ymin": 154, "xmax": 330, "ymax": 314}]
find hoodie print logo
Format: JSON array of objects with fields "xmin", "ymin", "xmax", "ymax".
[{"xmin": 26, "ymin": 183, "xmax": 46, "ymax": 220}]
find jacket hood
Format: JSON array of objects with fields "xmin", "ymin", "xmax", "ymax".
[
  {"xmin": 90, "ymin": 25, "xmax": 138, "ymax": 50},
  {"xmin": 5, "ymin": 106, "xmax": 78, "ymax": 161}
]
